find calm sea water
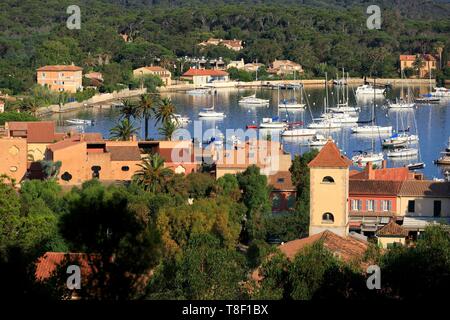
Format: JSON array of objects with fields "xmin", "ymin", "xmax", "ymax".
[{"xmin": 45, "ymin": 85, "xmax": 450, "ymax": 179}]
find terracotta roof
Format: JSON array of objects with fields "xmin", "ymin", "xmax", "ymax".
[
  {"xmin": 268, "ymin": 171, "xmax": 295, "ymax": 191},
  {"xmin": 107, "ymin": 146, "xmax": 141, "ymax": 161},
  {"xmin": 278, "ymin": 230, "xmax": 368, "ymax": 263},
  {"xmin": 8, "ymin": 121, "xmax": 64, "ymax": 143},
  {"xmin": 349, "ymin": 180, "xmax": 403, "ymax": 196},
  {"xmin": 37, "ymin": 65, "xmax": 83, "ymax": 72},
  {"xmin": 350, "ymin": 166, "xmax": 411, "ymax": 181},
  {"xmin": 143, "ymin": 66, "xmax": 169, "ymax": 72},
  {"xmin": 400, "ymin": 55, "xmax": 416, "ymax": 61},
  {"xmin": 35, "ymin": 252, "xmax": 97, "ymax": 281},
  {"xmin": 398, "ymin": 180, "xmax": 450, "ymax": 197},
  {"xmin": 376, "ymin": 221, "xmax": 408, "ymax": 237},
  {"xmin": 308, "ymin": 141, "xmax": 352, "ymax": 168},
  {"xmin": 182, "ymin": 68, "xmax": 229, "ymax": 77}
]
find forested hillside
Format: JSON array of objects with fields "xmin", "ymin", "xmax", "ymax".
[{"xmin": 0, "ymin": 0, "xmax": 449, "ymax": 93}]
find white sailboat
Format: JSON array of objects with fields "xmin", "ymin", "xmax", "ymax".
[
  {"xmin": 430, "ymin": 87, "xmax": 450, "ymax": 98},
  {"xmin": 259, "ymin": 117, "xmax": 287, "ymax": 129},
  {"xmin": 328, "ymin": 71, "xmax": 360, "ymax": 114},
  {"xmin": 308, "ymin": 134, "xmax": 333, "ymax": 148},
  {"xmin": 387, "ymin": 148, "xmax": 419, "ymax": 158},
  {"xmin": 388, "ymin": 72, "xmax": 415, "ymax": 109},
  {"xmin": 435, "ymin": 137, "xmax": 450, "ymax": 165},
  {"xmin": 66, "ymin": 118, "xmax": 94, "ymax": 125},
  {"xmin": 356, "ymin": 84, "xmax": 385, "ymax": 95},
  {"xmin": 186, "ymin": 88, "xmax": 211, "ymax": 95},
  {"xmin": 277, "ymin": 85, "xmax": 305, "ymax": 109},
  {"xmin": 352, "ymin": 79, "xmax": 385, "ymax": 164},
  {"xmin": 199, "ymin": 93, "xmax": 225, "ymax": 118},
  {"xmin": 239, "ymin": 93, "xmax": 270, "ymax": 106}
]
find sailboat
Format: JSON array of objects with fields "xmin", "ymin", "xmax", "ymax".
[
  {"xmin": 415, "ymin": 70, "xmax": 441, "ymax": 104},
  {"xmin": 307, "ymin": 73, "xmax": 342, "ymax": 130},
  {"xmin": 259, "ymin": 116, "xmax": 288, "ymax": 129},
  {"xmin": 239, "ymin": 67, "xmax": 270, "ymax": 106},
  {"xmin": 282, "ymin": 90, "xmax": 316, "ymax": 137},
  {"xmin": 382, "ymin": 112, "xmax": 419, "ymax": 148},
  {"xmin": 199, "ymin": 92, "xmax": 225, "ymax": 118},
  {"xmin": 328, "ymin": 70, "xmax": 360, "ymax": 114},
  {"xmin": 435, "ymin": 137, "xmax": 450, "ymax": 165},
  {"xmin": 308, "ymin": 134, "xmax": 334, "ymax": 148},
  {"xmin": 388, "ymin": 72, "xmax": 415, "ymax": 109},
  {"xmin": 277, "ymin": 85, "xmax": 305, "ymax": 109},
  {"xmin": 351, "ymin": 79, "xmax": 385, "ymax": 164},
  {"xmin": 352, "ymin": 82, "xmax": 392, "ymax": 134}
]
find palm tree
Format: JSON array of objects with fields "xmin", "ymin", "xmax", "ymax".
[
  {"xmin": 133, "ymin": 153, "xmax": 173, "ymax": 193},
  {"xmin": 109, "ymin": 119, "xmax": 139, "ymax": 141},
  {"xmin": 120, "ymin": 99, "xmax": 140, "ymax": 121},
  {"xmin": 138, "ymin": 93, "xmax": 160, "ymax": 140},
  {"xmin": 21, "ymin": 98, "xmax": 42, "ymax": 116},
  {"xmin": 158, "ymin": 120, "xmax": 178, "ymax": 141},
  {"xmin": 155, "ymin": 97, "xmax": 176, "ymax": 125}
]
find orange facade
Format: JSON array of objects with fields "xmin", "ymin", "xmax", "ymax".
[{"xmin": 37, "ymin": 65, "xmax": 83, "ymax": 93}]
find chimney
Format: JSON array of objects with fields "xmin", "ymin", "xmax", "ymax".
[
  {"xmin": 382, "ymin": 160, "xmax": 387, "ymax": 169},
  {"xmin": 366, "ymin": 161, "xmax": 375, "ymax": 180}
]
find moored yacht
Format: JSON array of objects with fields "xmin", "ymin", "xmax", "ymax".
[
  {"xmin": 238, "ymin": 94, "xmax": 270, "ymax": 106},
  {"xmin": 259, "ymin": 117, "xmax": 287, "ymax": 129},
  {"xmin": 386, "ymin": 147, "xmax": 419, "ymax": 158},
  {"xmin": 351, "ymin": 125, "xmax": 392, "ymax": 134},
  {"xmin": 356, "ymin": 84, "xmax": 385, "ymax": 95}
]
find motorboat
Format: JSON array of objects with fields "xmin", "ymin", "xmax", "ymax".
[
  {"xmin": 356, "ymin": 84, "xmax": 385, "ymax": 95},
  {"xmin": 430, "ymin": 87, "xmax": 450, "ymax": 98},
  {"xmin": 435, "ymin": 137, "xmax": 450, "ymax": 165},
  {"xmin": 259, "ymin": 117, "xmax": 287, "ymax": 129},
  {"xmin": 387, "ymin": 148, "xmax": 419, "ymax": 158},
  {"xmin": 351, "ymin": 125, "xmax": 392, "ymax": 134},
  {"xmin": 238, "ymin": 94, "xmax": 270, "ymax": 106},
  {"xmin": 308, "ymin": 134, "xmax": 332, "ymax": 147},
  {"xmin": 352, "ymin": 151, "xmax": 384, "ymax": 164},
  {"xmin": 320, "ymin": 112, "xmax": 359, "ymax": 123},
  {"xmin": 415, "ymin": 95, "xmax": 440, "ymax": 104},
  {"xmin": 328, "ymin": 106, "xmax": 360, "ymax": 114},
  {"xmin": 406, "ymin": 162, "xmax": 426, "ymax": 170},
  {"xmin": 66, "ymin": 118, "xmax": 94, "ymax": 125},
  {"xmin": 282, "ymin": 127, "xmax": 316, "ymax": 137},
  {"xmin": 382, "ymin": 132, "xmax": 419, "ymax": 148}
]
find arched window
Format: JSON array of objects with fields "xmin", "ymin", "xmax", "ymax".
[
  {"xmin": 322, "ymin": 176, "xmax": 335, "ymax": 183},
  {"xmin": 322, "ymin": 212, "xmax": 334, "ymax": 223}
]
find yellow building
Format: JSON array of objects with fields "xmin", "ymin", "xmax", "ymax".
[
  {"xmin": 376, "ymin": 221, "xmax": 408, "ymax": 248},
  {"xmin": 0, "ymin": 137, "xmax": 28, "ymax": 182},
  {"xmin": 308, "ymin": 141, "xmax": 353, "ymax": 237},
  {"xmin": 133, "ymin": 66, "xmax": 172, "ymax": 86},
  {"xmin": 400, "ymin": 54, "xmax": 437, "ymax": 78}
]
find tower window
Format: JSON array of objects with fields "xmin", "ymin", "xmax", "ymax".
[
  {"xmin": 322, "ymin": 176, "xmax": 335, "ymax": 184},
  {"xmin": 322, "ymin": 212, "xmax": 334, "ymax": 224}
]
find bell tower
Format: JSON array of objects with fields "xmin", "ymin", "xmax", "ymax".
[{"xmin": 308, "ymin": 141, "xmax": 352, "ymax": 237}]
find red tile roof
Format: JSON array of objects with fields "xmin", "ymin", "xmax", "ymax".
[
  {"xmin": 37, "ymin": 65, "xmax": 83, "ymax": 72},
  {"xmin": 8, "ymin": 121, "xmax": 64, "ymax": 143},
  {"xmin": 376, "ymin": 221, "xmax": 408, "ymax": 237},
  {"xmin": 400, "ymin": 55, "xmax": 416, "ymax": 61},
  {"xmin": 182, "ymin": 68, "xmax": 229, "ymax": 77},
  {"xmin": 308, "ymin": 141, "xmax": 352, "ymax": 168},
  {"xmin": 350, "ymin": 166, "xmax": 411, "ymax": 181},
  {"xmin": 398, "ymin": 180, "xmax": 450, "ymax": 197},
  {"xmin": 268, "ymin": 171, "xmax": 295, "ymax": 191},
  {"xmin": 278, "ymin": 230, "xmax": 368, "ymax": 263},
  {"xmin": 349, "ymin": 180, "xmax": 403, "ymax": 196},
  {"xmin": 35, "ymin": 252, "xmax": 97, "ymax": 281}
]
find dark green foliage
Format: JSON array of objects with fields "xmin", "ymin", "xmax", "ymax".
[
  {"xmin": 186, "ymin": 172, "xmax": 215, "ymax": 199},
  {"xmin": 0, "ymin": 112, "xmax": 38, "ymax": 125}
]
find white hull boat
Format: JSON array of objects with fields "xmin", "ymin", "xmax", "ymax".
[
  {"xmin": 308, "ymin": 134, "xmax": 332, "ymax": 147},
  {"xmin": 259, "ymin": 117, "xmax": 287, "ymax": 129},
  {"xmin": 239, "ymin": 94, "xmax": 270, "ymax": 106},
  {"xmin": 352, "ymin": 152, "xmax": 384, "ymax": 163},
  {"xmin": 66, "ymin": 119, "xmax": 94, "ymax": 125},
  {"xmin": 278, "ymin": 101, "xmax": 306, "ymax": 109},
  {"xmin": 307, "ymin": 120, "xmax": 341, "ymax": 129},
  {"xmin": 328, "ymin": 106, "xmax": 360, "ymax": 114},
  {"xmin": 282, "ymin": 128, "xmax": 316, "ymax": 137},
  {"xmin": 351, "ymin": 125, "xmax": 392, "ymax": 134},
  {"xmin": 387, "ymin": 148, "xmax": 419, "ymax": 158},
  {"xmin": 430, "ymin": 87, "xmax": 450, "ymax": 98},
  {"xmin": 356, "ymin": 84, "xmax": 385, "ymax": 95},
  {"xmin": 388, "ymin": 101, "xmax": 415, "ymax": 109}
]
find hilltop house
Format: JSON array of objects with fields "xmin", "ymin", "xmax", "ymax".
[
  {"xmin": 198, "ymin": 38, "xmax": 243, "ymax": 51},
  {"xmin": 181, "ymin": 68, "xmax": 229, "ymax": 85},
  {"xmin": 133, "ymin": 66, "xmax": 172, "ymax": 86},
  {"xmin": 227, "ymin": 59, "xmax": 245, "ymax": 70},
  {"xmin": 37, "ymin": 65, "xmax": 83, "ymax": 93},
  {"xmin": 269, "ymin": 60, "xmax": 303, "ymax": 76},
  {"xmin": 400, "ymin": 54, "xmax": 437, "ymax": 78}
]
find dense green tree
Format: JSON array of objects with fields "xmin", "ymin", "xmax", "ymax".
[
  {"xmin": 109, "ymin": 118, "xmax": 139, "ymax": 141},
  {"xmin": 133, "ymin": 153, "xmax": 174, "ymax": 193}
]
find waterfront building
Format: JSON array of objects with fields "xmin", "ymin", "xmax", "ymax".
[
  {"xmin": 307, "ymin": 140, "xmax": 450, "ymax": 242},
  {"xmin": 133, "ymin": 66, "xmax": 172, "ymax": 86},
  {"xmin": 181, "ymin": 68, "xmax": 229, "ymax": 85},
  {"xmin": 400, "ymin": 54, "xmax": 437, "ymax": 78},
  {"xmin": 36, "ymin": 65, "xmax": 83, "ymax": 93}
]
